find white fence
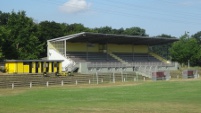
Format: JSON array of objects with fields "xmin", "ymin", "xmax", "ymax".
[{"xmin": 0, "ymin": 72, "xmax": 146, "ymax": 89}]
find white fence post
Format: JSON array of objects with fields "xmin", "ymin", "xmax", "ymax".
[
  {"xmin": 89, "ymin": 79, "xmax": 91, "ymax": 84},
  {"xmin": 76, "ymin": 80, "xmax": 78, "ymax": 85},
  {"xmin": 61, "ymin": 80, "xmax": 64, "ymax": 86},
  {"xmin": 12, "ymin": 82, "xmax": 14, "ymax": 89},
  {"xmin": 30, "ymin": 82, "xmax": 32, "ymax": 88},
  {"xmin": 144, "ymin": 77, "xmax": 146, "ymax": 81},
  {"xmin": 46, "ymin": 81, "xmax": 49, "ymax": 87},
  {"xmin": 113, "ymin": 72, "xmax": 115, "ymax": 83},
  {"xmin": 121, "ymin": 71, "xmax": 123, "ymax": 82},
  {"xmin": 96, "ymin": 72, "xmax": 98, "ymax": 84}
]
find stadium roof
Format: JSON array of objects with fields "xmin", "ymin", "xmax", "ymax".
[{"xmin": 48, "ymin": 32, "xmax": 179, "ymax": 45}]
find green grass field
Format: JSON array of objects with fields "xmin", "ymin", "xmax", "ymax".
[{"xmin": 0, "ymin": 80, "xmax": 201, "ymax": 113}]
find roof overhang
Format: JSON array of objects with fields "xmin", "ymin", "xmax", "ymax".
[
  {"xmin": 4, "ymin": 60, "xmax": 64, "ymax": 63},
  {"xmin": 48, "ymin": 32, "xmax": 179, "ymax": 45}
]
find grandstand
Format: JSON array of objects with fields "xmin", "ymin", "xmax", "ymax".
[{"xmin": 47, "ymin": 32, "xmax": 178, "ymax": 78}]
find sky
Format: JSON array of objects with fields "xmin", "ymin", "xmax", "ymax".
[{"xmin": 0, "ymin": 0, "xmax": 201, "ymax": 37}]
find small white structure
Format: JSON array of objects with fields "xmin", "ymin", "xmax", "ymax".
[
  {"xmin": 182, "ymin": 70, "xmax": 198, "ymax": 79},
  {"xmin": 152, "ymin": 71, "xmax": 170, "ymax": 81}
]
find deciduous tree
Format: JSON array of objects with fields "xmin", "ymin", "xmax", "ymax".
[
  {"xmin": 3, "ymin": 11, "xmax": 43, "ymax": 59},
  {"xmin": 169, "ymin": 34, "xmax": 201, "ymax": 66}
]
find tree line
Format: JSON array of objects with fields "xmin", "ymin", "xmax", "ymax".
[{"xmin": 0, "ymin": 10, "xmax": 201, "ymax": 66}]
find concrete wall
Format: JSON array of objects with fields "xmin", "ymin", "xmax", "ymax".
[
  {"xmin": 66, "ymin": 42, "xmax": 149, "ymax": 53},
  {"xmin": 108, "ymin": 44, "xmax": 148, "ymax": 53}
]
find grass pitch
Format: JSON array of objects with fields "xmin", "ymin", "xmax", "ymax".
[{"xmin": 0, "ymin": 80, "xmax": 201, "ymax": 113}]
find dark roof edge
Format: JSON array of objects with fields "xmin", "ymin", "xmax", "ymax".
[
  {"xmin": 47, "ymin": 32, "xmax": 86, "ymax": 42},
  {"xmin": 84, "ymin": 32, "xmax": 179, "ymax": 40},
  {"xmin": 4, "ymin": 60, "xmax": 64, "ymax": 62},
  {"xmin": 48, "ymin": 32, "xmax": 179, "ymax": 43}
]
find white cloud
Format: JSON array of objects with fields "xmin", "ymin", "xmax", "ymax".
[{"xmin": 59, "ymin": 0, "xmax": 91, "ymax": 14}]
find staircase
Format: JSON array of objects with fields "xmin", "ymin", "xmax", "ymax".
[
  {"xmin": 149, "ymin": 52, "xmax": 168, "ymax": 63},
  {"xmin": 107, "ymin": 52, "xmax": 128, "ymax": 65}
]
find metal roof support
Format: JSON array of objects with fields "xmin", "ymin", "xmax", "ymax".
[
  {"xmin": 132, "ymin": 43, "xmax": 135, "ymax": 61},
  {"xmin": 147, "ymin": 44, "xmax": 150, "ymax": 61},
  {"xmin": 47, "ymin": 40, "xmax": 49, "ymax": 59},
  {"xmin": 64, "ymin": 40, "xmax": 66, "ymax": 57},
  {"xmin": 106, "ymin": 42, "xmax": 108, "ymax": 60},
  {"xmin": 86, "ymin": 42, "xmax": 89, "ymax": 61},
  {"xmin": 166, "ymin": 44, "xmax": 169, "ymax": 61}
]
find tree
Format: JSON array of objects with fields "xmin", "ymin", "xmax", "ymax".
[
  {"xmin": 3, "ymin": 11, "xmax": 43, "ymax": 59},
  {"xmin": 169, "ymin": 34, "xmax": 201, "ymax": 66},
  {"xmin": 123, "ymin": 27, "xmax": 147, "ymax": 36},
  {"xmin": 93, "ymin": 26, "xmax": 113, "ymax": 34},
  {"xmin": 67, "ymin": 23, "xmax": 91, "ymax": 34},
  {"xmin": 192, "ymin": 31, "xmax": 201, "ymax": 43},
  {"xmin": 0, "ymin": 11, "xmax": 10, "ymax": 59},
  {"xmin": 0, "ymin": 27, "xmax": 9, "ymax": 59},
  {"xmin": 0, "ymin": 11, "xmax": 9, "ymax": 26},
  {"xmin": 37, "ymin": 21, "xmax": 65, "ymax": 57},
  {"xmin": 151, "ymin": 34, "xmax": 176, "ymax": 60}
]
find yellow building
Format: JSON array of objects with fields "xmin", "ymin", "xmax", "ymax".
[{"xmin": 4, "ymin": 60, "xmax": 63, "ymax": 74}]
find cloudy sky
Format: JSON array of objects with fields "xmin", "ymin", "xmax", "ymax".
[{"xmin": 0, "ymin": 0, "xmax": 201, "ymax": 37}]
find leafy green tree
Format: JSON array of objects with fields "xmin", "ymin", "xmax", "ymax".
[
  {"xmin": 93, "ymin": 26, "xmax": 113, "ymax": 34},
  {"xmin": 0, "ymin": 11, "xmax": 10, "ymax": 59},
  {"xmin": 0, "ymin": 11, "xmax": 9, "ymax": 26},
  {"xmin": 3, "ymin": 11, "xmax": 43, "ymax": 59},
  {"xmin": 151, "ymin": 34, "xmax": 176, "ymax": 60},
  {"xmin": 37, "ymin": 21, "xmax": 64, "ymax": 42},
  {"xmin": 0, "ymin": 27, "xmax": 9, "ymax": 59},
  {"xmin": 67, "ymin": 23, "xmax": 91, "ymax": 34},
  {"xmin": 169, "ymin": 34, "xmax": 201, "ymax": 66},
  {"xmin": 192, "ymin": 31, "xmax": 201, "ymax": 43},
  {"xmin": 37, "ymin": 21, "xmax": 65, "ymax": 57},
  {"xmin": 123, "ymin": 27, "xmax": 147, "ymax": 36},
  {"xmin": 112, "ymin": 28, "xmax": 124, "ymax": 35}
]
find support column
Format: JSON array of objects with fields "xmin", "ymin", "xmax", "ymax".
[
  {"xmin": 106, "ymin": 42, "xmax": 108, "ymax": 60},
  {"xmin": 132, "ymin": 44, "xmax": 135, "ymax": 61},
  {"xmin": 47, "ymin": 41, "xmax": 49, "ymax": 59},
  {"xmin": 147, "ymin": 44, "xmax": 150, "ymax": 61},
  {"xmin": 86, "ymin": 42, "xmax": 89, "ymax": 60},
  {"xmin": 64, "ymin": 40, "xmax": 66, "ymax": 57}
]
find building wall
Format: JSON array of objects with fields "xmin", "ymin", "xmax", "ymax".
[
  {"xmin": 108, "ymin": 44, "xmax": 132, "ymax": 53},
  {"xmin": 17, "ymin": 62, "xmax": 23, "ymax": 73},
  {"xmin": 23, "ymin": 63, "xmax": 29, "ymax": 73},
  {"xmin": 5, "ymin": 63, "xmax": 15, "ymax": 73},
  {"xmin": 108, "ymin": 44, "xmax": 148, "ymax": 53},
  {"xmin": 5, "ymin": 61, "xmax": 62, "ymax": 74},
  {"xmin": 66, "ymin": 42, "xmax": 148, "ymax": 53},
  {"xmin": 67, "ymin": 42, "xmax": 86, "ymax": 52},
  {"xmin": 66, "ymin": 42, "xmax": 99, "ymax": 52}
]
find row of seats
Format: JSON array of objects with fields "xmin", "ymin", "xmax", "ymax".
[{"xmin": 66, "ymin": 52, "xmax": 160, "ymax": 63}]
